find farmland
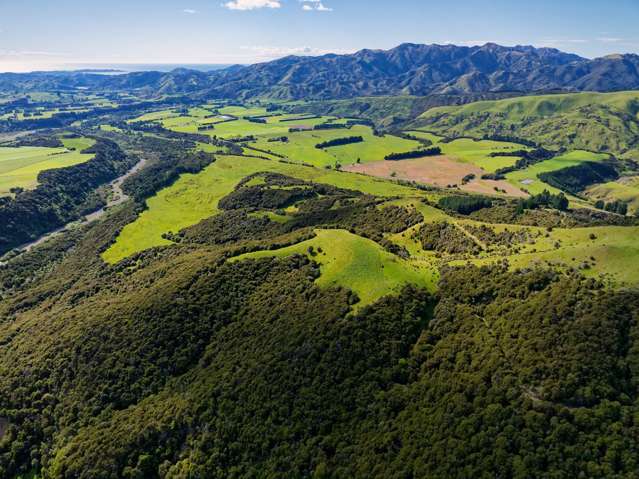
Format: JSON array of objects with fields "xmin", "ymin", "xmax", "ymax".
[
  {"xmin": 585, "ymin": 176, "xmax": 639, "ymax": 214},
  {"xmin": 505, "ymin": 150, "xmax": 609, "ymax": 195},
  {"xmin": 344, "ymin": 155, "xmax": 526, "ymax": 196},
  {"xmin": 137, "ymin": 104, "xmax": 531, "ymax": 172},
  {"xmin": 251, "ymin": 126, "xmax": 420, "ymax": 167},
  {"xmin": 406, "ymin": 131, "xmax": 525, "ymax": 172},
  {"xmin": 0, "ymin": 136, "xmax": 95, "ymax": 196},
  {"xmin": 104, "ymin": 101, "xmax": 639, "ymax": 281}
]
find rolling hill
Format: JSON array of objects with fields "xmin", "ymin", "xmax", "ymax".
[
  {"xmin": 411, "ymin": 91, "xmax": 639, "ymax": 158},
  {"xmin": 2, "ymin": 36, "xmax": 639, "ymax": 479}
]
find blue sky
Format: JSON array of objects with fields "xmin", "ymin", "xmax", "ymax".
[{"xmin": 1, "ymin": 0, "xmax": 638, "ymax": 71}]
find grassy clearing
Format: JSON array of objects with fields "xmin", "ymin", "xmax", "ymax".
[
  {"xmin": 128, "ymin": 109, "xmax": 179, "ymax": 123},
  {"xmin": 386, "ymin": 194, "xmax": 639, "ymax": 289},
  {"xmin": 406, "ymin": 130, "xmax": 526, "ymax": 172},
  {"xmin": 252, "ymin": 126, "xmax": 420, "ymax": 167},
  {"xmin": 0, "ymin": 137, "xmax": 95, "ymax": 196},
  {"xmin": 585, "ymin": 177, "xmax": 639, "ymax": 214},
  {"xmin": 218, "ymin": 105, "xmax": 270, "ymax": 117},
  {"xmin": 439, "ymin": 138, "xmax": 524, "ymax": 172},
  {"xmin": 99, "ymin": 124, "xmax": 122, "ymax": 132},
  {"xmin": 103, "ymin": 155, "xmax": 421, "ymax": 263},
  {"xmin": 400, "ymin": 197, "xmax": 639, "ymax": 288},
  {"xmin": 463, "ymin": 224, "xmax": 639, "ymax": 287},
  {"xmin": 232, "ymin": 229, "xmax": 436, "ymax": 307},
  {"xmin": 505, "ymin": 150, "xmax": 609, "ymax": 195}
]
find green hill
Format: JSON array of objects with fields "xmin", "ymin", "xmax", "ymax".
[
  {"xmin": 2, "ymin": 210, "xmax": 639, "ymax": 478},
  {"xmin": 412, "ymin": 91, "xmax": 639, "ymax": 159},
  {"xmin": 3, "ymin": 102, "xmax": 639, "ymax": 479}
]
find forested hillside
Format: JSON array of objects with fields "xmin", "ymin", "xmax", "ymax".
[{"xmin": 1, "ymin": 182, "xmax": 639, "ymax": 478}]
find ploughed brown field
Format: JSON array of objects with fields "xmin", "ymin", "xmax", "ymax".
[{"xmin": 344, "ymin": 155, "xmax": 527, "ymax": 197}]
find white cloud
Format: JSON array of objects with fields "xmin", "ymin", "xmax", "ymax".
[
  {"xmin": 223, "ymin": 0, "xmax": 281, "ymax": 10},
  {"xmin": 183, "ymin": 8, "xmax": 197, "ymax": 14},
  {"xmin": 300, "ymin": 0, "xmax": 332, "ymax": 11},
  {"xmin": 598, "ymin": 37, "xmax": 623, "ymax": 43}
]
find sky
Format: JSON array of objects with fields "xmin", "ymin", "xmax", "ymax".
[{"xmin": 1, "ymin": 0, "xmax": 638, "ymax": 72}]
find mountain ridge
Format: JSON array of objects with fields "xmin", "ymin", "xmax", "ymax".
[{"xmin": 1, "ymin": 43, "xmax": 639, "ymax": 99}]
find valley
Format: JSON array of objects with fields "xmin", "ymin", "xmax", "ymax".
[{"xmin": 1, "ymin": 40, "xmax": 639, "ymax": 479}]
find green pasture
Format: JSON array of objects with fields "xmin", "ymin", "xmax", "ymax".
[
  {"xmin": 103, "ymin": 155, "xmax": 421, "ymax": 263},
  {"xmin": 154, "ymin": 107, "xmax": 423, "ymax": 167},
  {"xmin": 251, "ymin": 125, "xmax": 421, "ymax": 167},
  {"xmin": 0, "ymin": 136, "xmax": 95, "ymax": 196},
  {"xmin": 439, "ymin": 138, "xmax": 524, "ymax": 172},
  {"xmin": 405, "ymin": 130, "xmax": 526, "ymax": 172},
  {"xmin": 128, "ymin": 109, "xmax": 179, "ymax": 123},
  {"xmin": 505, "ymin": 150, "xmax": 609, "ymax": 195},
  {"xmin": 232, "ymin": 228, "xmax": 436, "ymax": 307},
  {"xmin": 218, "ymin": 105, "xmax": 271, "ymax": 117}
]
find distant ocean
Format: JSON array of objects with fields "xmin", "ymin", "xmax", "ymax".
[{"xmin": 62, "ymin": 63, "xmax": 235, "ymax": 74}]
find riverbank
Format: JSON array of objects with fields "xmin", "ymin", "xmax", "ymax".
[{"xmin": 0, "ymin": 158, "xmax": 147, "ymax": 263}]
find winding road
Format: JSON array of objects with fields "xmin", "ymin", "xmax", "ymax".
[{"xmin": 1, "ymin": 158, "xmax": 147, "ymax": 260}]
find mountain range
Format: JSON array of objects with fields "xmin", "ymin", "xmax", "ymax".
[{"xmin": 2, "ymin": 43, "xmax": 639, "ymax": 99}]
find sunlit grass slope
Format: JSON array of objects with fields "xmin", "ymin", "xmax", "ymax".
[
  {"xmin": 232, "ymin": 229, "xmax": 436, "ymax": 306},
  {"xmin": 0, "ymin": 137, "xmax": 95, "ymax": 196},
  {"xmin": 103, "ymin": 155, "xmax": 419, "ymax": 263}
]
